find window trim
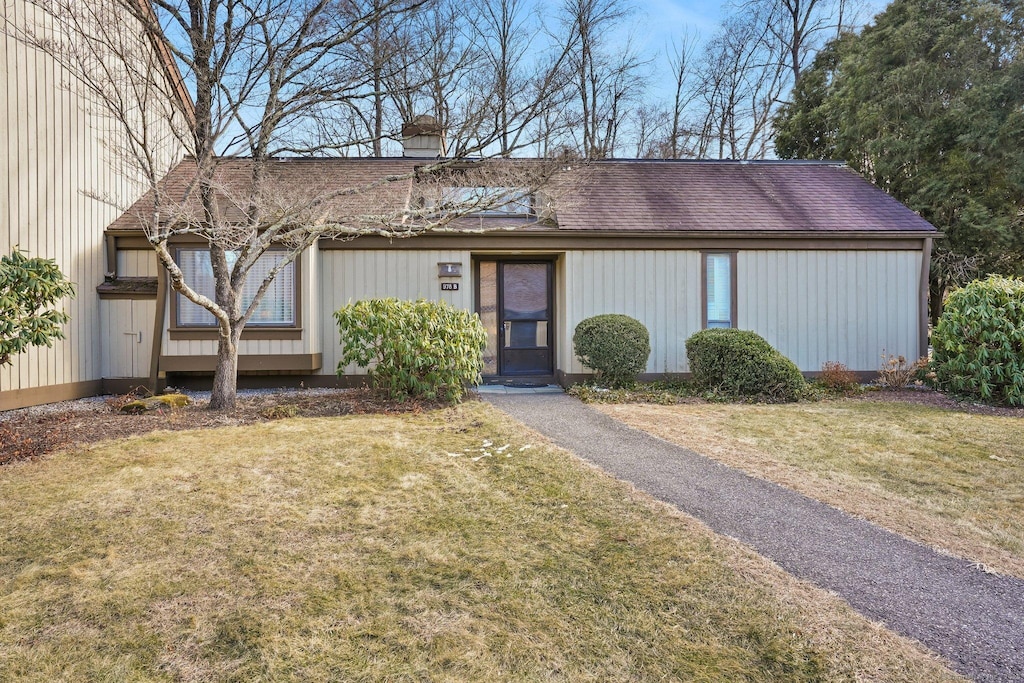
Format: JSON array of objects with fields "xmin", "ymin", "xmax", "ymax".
[
  {"xmin": 701, "ymin": 251, "xmax": 738, "ymax": 329},
  {"xmin": 168, "ymin": 248, "xmax": 302, "ymax": 341}
]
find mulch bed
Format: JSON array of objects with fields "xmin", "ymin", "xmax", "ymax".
[
  {"xmin": 2, "ymin": 386, "xmax": 1020, "ymax": 468},
  {"xmin": 0, "ymin": 388, "xmax": 447, "ymax": 466}
]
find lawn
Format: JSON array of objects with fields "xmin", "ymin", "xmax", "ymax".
[
  {"xmin": 0, "ymin": 402, "xmax": 960, "ymax": 681},
  {"xmin": 597, "ymin": 399, "xmax": 1024, "ymax": 579}
]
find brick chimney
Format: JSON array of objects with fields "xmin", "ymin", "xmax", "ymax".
[{"xmin": 401, "ymin": 115, "xmax": 446, "ymax": 158}]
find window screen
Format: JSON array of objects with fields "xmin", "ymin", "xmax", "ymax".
[
  {"xmin": 705, "ymin": 253, "xmax": 733, "ymax": 328},
  {"xmin": 176, "ymin": 249, "xmax": 295, "ymax": 327}
]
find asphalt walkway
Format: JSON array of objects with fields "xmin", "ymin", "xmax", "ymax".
[{"xmin": 484, "ymin": 391, "xmax": 1024, "ymax": 683}]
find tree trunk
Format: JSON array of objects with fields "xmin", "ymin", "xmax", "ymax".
[
  {"xmin": 209, "ymin": 329, "xmax": 240, "ymax": 410},
  {"xmin": 929, "ymin": 278, "xmax": 946, "ymax": 329}
]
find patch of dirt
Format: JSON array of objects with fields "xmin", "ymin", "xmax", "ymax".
[
  {"xmin": 852, "ymin": 388, "xmax": 1024, "ymax": 417},
  {"xmin": 0, "ymin": 389, "xmax": 449, "ymax": 466}
]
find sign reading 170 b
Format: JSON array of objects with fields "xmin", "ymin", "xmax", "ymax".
[{"xmin": 441, "ymin": 282, "xmax": 459, "ymax": 291}]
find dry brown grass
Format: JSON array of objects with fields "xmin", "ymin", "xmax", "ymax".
[
  {"xmin": 0, "ymin": 403, "xmax": 961, "ymax": 681},
  {"xmin": 599, "ymin": 400, "xmax": 1024, "ymax": 578}
]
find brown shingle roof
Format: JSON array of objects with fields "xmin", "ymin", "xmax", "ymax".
[
  {"xmin": 555, "ymin": 160, "xmax": 936, "ymax": 233},
  {"xmin": 107, "ymin": 158, "xmax": 937, "ymax": 235}
]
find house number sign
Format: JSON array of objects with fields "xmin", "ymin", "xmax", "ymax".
[{"xmin": 441, "ymin": 282, "xmax": 459, "ymax": 291}]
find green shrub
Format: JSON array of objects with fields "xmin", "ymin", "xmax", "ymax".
[
  {"xmin": 334, "ymin": 298, "xmax": 487, "ymax": 403},
  {"xmin": 573, "ymin": 314, "xmax": 651, "ymax": 387},
  {"xmin": 0, "ymin": 248, "xmax": 76, "ymax": 366},
  {"xmin": 931, "ymin": 275, "xmax": 1024, "ymax": 406},
  {"xmin": 685, "ymin": 329, "xmax": 805, "ymax": 402}
]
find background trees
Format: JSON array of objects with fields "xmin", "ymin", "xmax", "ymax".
[{"xmin": 774, "ymin": 0, "xmax": 1024, "ymax": 318}]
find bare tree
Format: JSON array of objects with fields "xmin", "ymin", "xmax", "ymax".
[
  {"xmin": 665, "ymin": 33, "xmax": 700, "ymax": 158},
  {"xmin": 688, "ymin": 11, "xmax": 788, "ymax": 159},
  {"xmin": 11, "ymin": 0, "xmax": 570, "ymax": 409},
  {"xmin": 743, "ymin": 0, "xmax": 865, "ymax": 83},
  {"xmin": 558, "ymin": 0, "xmax": 647, "ymax": 158}
]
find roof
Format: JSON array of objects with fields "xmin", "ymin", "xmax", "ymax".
[
  {"xmin": 556, "ymin": 160, "xmax": 936, "ymax": 233},
  {"xmin": 107, "ymin": 158, "xmax": 937, "ymax": 236}
]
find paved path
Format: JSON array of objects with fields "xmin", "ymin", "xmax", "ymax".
[{"xmin": 484, "ymin": 392, "xmax": 1024, "ymax": 683}]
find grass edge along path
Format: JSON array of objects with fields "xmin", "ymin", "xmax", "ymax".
[
  {"xmin": 595, "ymin": 400, "xmax": 1024, "ymax": 579},
  {"xmin": 0, "ymin": 402, "xmax": 960, "ymax": 681}
]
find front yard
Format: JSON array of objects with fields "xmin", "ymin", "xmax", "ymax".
[
  {"xmin": 597, "ymin": 396, "xmax": 1024, "ymax": 579},
  {"xmin": 0, "ymin": 401, "xmax": 959, "ymax": 681}
]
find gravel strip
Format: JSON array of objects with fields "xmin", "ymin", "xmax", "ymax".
[{"xmin": 486, "ymin": 392, "xmax": 1024, "ymax": 683}]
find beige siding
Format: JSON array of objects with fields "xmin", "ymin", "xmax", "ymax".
[
  {"xmin": 737, "ymin": 250, "xmax": 922, "ymax": 372},
  {"xmin": 561, "ymin": 250, "xmax": 703, "ymax": 375},
  {"xmin": 319, "ymin": 249, "xmax": 472, "ymax": 374},
  {"xmin": 1, "ymin": 1, "xmax": 182, "ymax": 404},
  {"xmin": 117, "ymin": 250, "xmax": 158, "ymax": 277}
]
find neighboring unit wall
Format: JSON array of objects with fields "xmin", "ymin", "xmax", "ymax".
[
  {"xmin": 0, "ymin": 1, "xmax": 184, "ymax": 410},
  {"xmin": 737, "ymin": 250, "xmax": 922, "ymax": 372},
  {"xmin": 319, "ymin": 249, "xmax": 472, "ymax": 375}
]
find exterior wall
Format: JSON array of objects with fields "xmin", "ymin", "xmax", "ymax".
[
  {"xmin": 315, "ymin": 246, "xmax": 923, "ymax": 381},
  {"xmin": 737, "ymin": 250, "xmax": 922, "ymax": 372},
  {"xmin": 0, "ymin": 1, "xmax": 184, "ymax": 409},
  {"xmin": 319, "ymin": 249, "xmax": 472, "ymax": 375},
  {"xmin": 560, "ymin": 250, "xmax": 702, "ymax": 375},
  {"xmin": 117, "ymin": 249, "xmax": 159, "ymax": 278}
]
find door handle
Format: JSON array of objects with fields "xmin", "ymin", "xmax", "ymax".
[{"xmin": 124, "ymin": 331, "xmax": 142, "ymax": 343}]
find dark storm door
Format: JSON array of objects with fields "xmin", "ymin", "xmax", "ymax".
[{"xmin": 478, "ymin": 260, "xmax": 553, "ymax": 376}]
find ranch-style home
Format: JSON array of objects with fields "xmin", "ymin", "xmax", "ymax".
[
  {"xmin": 91, "ymin": 146, "xmax": 936, "ymax": 396},
  {"xmin": 0, "ymin": 1, "xmax": 937, "ymax": 410}
]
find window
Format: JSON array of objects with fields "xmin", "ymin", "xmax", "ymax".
[
  {"xmin": 438, "ymin": 186, "xmax": 533, "ymax": 216},
  {"xmin": 703, "ymin": 252, "xmax": 735, "ymax": 328},
  {"xmin": 175, "ymin": 248, "xmax": 295, "ymax": 327}
]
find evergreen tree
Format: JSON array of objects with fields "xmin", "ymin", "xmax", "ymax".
[{"xmin": 774, "ymin": 0, "xmax": 1024, "ymax": 320}]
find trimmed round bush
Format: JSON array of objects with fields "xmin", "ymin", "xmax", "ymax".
[
  {"xmin": 573, "ymin": 314, "xmax": 651, "ymax": 387},
  {"xmin": 931, "ymin": 275, "xmax": 1024, "ymax": 406},
  {"xmin": 334, "ymin": 298, "xmax": 487, "ymax": 403},
  {"xmin": 685, "ymin": 328, "xmax": 805, "ymax": 402}
]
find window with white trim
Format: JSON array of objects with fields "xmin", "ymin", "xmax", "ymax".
[
  {"xmin": 175, "ymin": 249, "xmax": 295, "ymax": 327},
  {"xmin": 705, "ymin": 252, "xmax": 734, "ymax": 328}
]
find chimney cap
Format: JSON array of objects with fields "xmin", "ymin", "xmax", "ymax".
[{"xmin": 402, "ymin": 114, "xmax": 443, "ymax": 138}]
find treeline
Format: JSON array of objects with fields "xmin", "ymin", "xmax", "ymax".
[{"xmin": 327, "ymin": 0, "xmax": 862, "ymax": 159}]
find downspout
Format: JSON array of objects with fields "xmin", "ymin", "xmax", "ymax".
[
  {"xmin": 918, "ymin": 237, "xmax": 933, "ymax": 359},
  {"xmin": 149, "ymin": 265, "xmax": 167, "ymax": 392}
]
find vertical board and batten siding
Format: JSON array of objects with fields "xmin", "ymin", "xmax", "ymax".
[
  {"xmin": 319, "ymin": 249, "xmax": 471, "ymax": 374},
  {"xmin": 736, "ymin": 250, "xmax": 921, "ymax": 371},
  {"xmin": 116, "ymin": 249, "xmax": 159, "ymax": 277},
  {"xmin": 101, "ymin": 250, "xmax": 157, "ymax": 378},
  {"xmin": 2, "ymin": 2, "xmax": 116, "ymax": 398},
  {"xmin": 560, "ymin": 250, "xmax": 703, "ymax": 375},
  {"xmin": 99, "ymin": 299, "xmax": 155, "ymax": 378},
  {"xmin": 1, "ymin": 1, "xmax": 183, "ymax": 407}
]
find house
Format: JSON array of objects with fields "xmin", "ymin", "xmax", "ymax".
[
  {"xmin": 0, "ymin": 0, "xmax": 189, "ymax": 411},
  {"xmin": 0, "ymin": 0, "xmax": 936, "ymax": 410},
  {"xmin": 94, "ymin": 141, "xmax": 936, "ymax": 395}
]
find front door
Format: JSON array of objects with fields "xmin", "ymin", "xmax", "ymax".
[{"xmin": 478, "ymin": 260, "xmax": 553, "ymax": 377}]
